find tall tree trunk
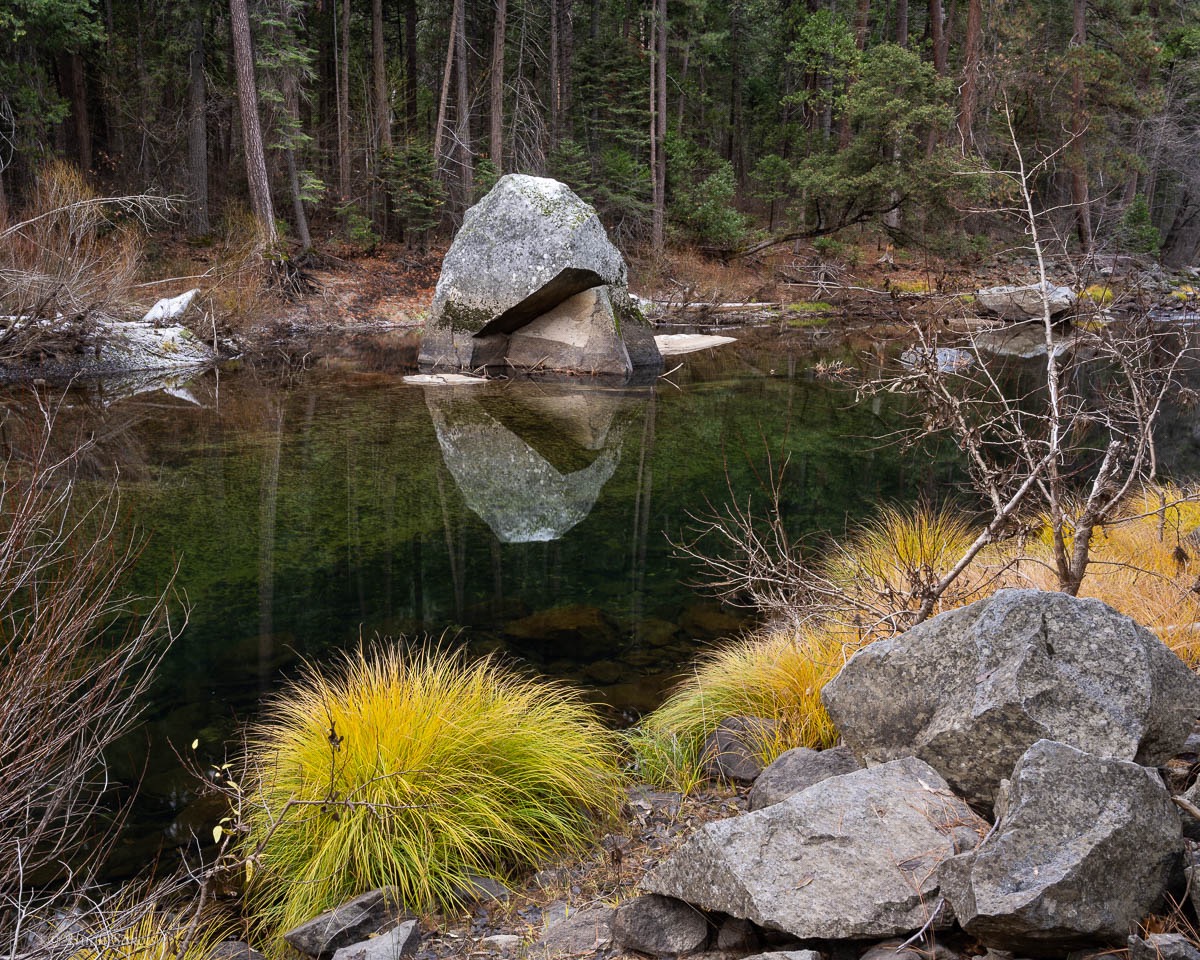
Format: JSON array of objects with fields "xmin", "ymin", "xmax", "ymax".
[
  {"xmin": 926, "ymin": 0, "xmax": 946, "ymax": 156},
  {"xmin": 728, "ymin": 0, "xmax": 744, "ymax": 181},
  {"xmin": 883, "ymin": 0, "xmax": 907, "ymax": 231},
  {"xmin": 405, "ymin": 0, "xmax": 419, "ymax": 131},
  {"xmin": 651, "ymin": 0, "xmax": 666, "ymax": 255},
  {"xmin": 62, "ymin": 52, "xmax": 92, "ymax": 174},
  {"xmin": 1069, "ymin": 0, "xmax": 1093, "ymax": 254},
  {"xmin": 337, "ymin": 0, "xmax": 351, "ymax": 199},
  {"xmin": 284, "ymin": 76, "xmax": 313, "ymax": 250},
  {"xmin": 956, "ymin": 0, "xmax": 981, "ymax": 148},
  {"xmin": 187, "ymin": 13, "xmax": 211, "ymax": 235},
  {"xmin": 839, "ymin": 0, "xmax": 870, "ymax": 148},
  {"xmin": 549, "ymin": 0, "xmax": 560, "ymax": 148},
  {"xmin": 454, "ymin": 0, "xmax": 473, "ymax": 206},
  {"xmin": 490, "ymin": 0, "xmax": 507, "ymax": 170},
  {"xmin": 230, "ymin": 0, "xmax": 278, "ymax": 243},
  {"xmin": 433, "ymin": 6, "xmax": 457, "ymax": 169},
  {"xmin": 929, "ymin": 0, "xmax": 947, "ymax": 74},
  {"xmin": 559, "ymin": 0, "xmax": 573, "ymax": 132},
  {"xmin": 372, "ymin": 0, "xmax": 392, "ymax": 154}
]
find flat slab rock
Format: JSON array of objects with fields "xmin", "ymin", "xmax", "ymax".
[
  {"xmin": 641, "ymin": 756, "xmax": 987, "ymax": 941},
  {"xmin": 822, "ymin": 588, "xmax": 1200, "ymax": 808},
  {"xmin": 654, "ymin": 334, "xmax": 737, "ymax": 356}
]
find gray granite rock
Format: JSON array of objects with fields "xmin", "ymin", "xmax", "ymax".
[
  {"xmin": 1128, "ymin": 933, "xmax": 1200, "ymax": 960},
  {"xmin": 532, "ymin": 903, "xmax": 615, "ymax": 957},
  {"xmin": 330, "ymin": 920, "xmax": 419, "ymax": 960},
  {"xmin": 283, "ymin": 889, "xmax": 405, "ymax": 958},
  {"xmin": 612, "ymin": 894, "xmax": 709, "ymax": 956},
  {"xmin": 641, "ymin": 756, "xmax": 987, "ymax": 941},
  {"xmin": 822, "ymin": 589, "xmax": 1200, "ymax": 808},
  {"xmin": 939, "ymin": 740, "xmax": 1183, "ymax": 954},
  {"xmin": 418, "ymin": 174, "xmax": 660, "ymax": 377},
  {"xmin": 748, "ymin": 745, "xmax": 863, "ymax": 811},
  {"xmin": 702, "ymin": 716, "xmax": 779, "ymax": 785},
  {"xmin": 975, "ymin": 282, "xmax": 1076, "ymax": 320}
]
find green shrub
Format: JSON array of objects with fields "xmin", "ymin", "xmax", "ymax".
[
  {"xmin": 1119, "ymin": 194, "xmax": 1161, "ymax": 255},
  {"xmin": 241, "ymin": 645, "xmax": 624, "ymax": 939}
]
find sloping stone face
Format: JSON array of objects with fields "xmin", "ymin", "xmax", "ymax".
[
  {"xmin": 418, "ymin": 174, "xmax": 660, "ymax": 377},
  {"xmin": 975, "ymin": 282, "xmax": 1076, "ymax": 320},
  {"xmin": 821, "ymin": 589, "xmax": 1200, "ymax": 808},
  {"xmin": 640, "ymin": 757, "xmax": 987, "ymax": 941},
  {"xmin": 938, "ymin": 740, "xmax": 1183, "ymax": 955}
]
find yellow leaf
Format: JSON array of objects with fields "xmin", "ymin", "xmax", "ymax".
[
  {"xmin": 191, "ymin": 739, "xmax": 199, "ymax": 750},
  {"xmin": 213, "ymin": 825, "xmax": 224, "ymax": 843}
]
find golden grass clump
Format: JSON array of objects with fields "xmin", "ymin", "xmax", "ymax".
[
  {"xmin": 1001, "ymin": 485, "xmax": 1200, "ymax": 664},
  {"xmin": 824, "ymin": 504, "xmax": 991, "ymax": 629},
  {"xmin": 241, "ymin": 644, "xmax": 625, "ymax": 939},
  {"xmin": 630, "ymin": 626, "xmax": 850, "ymax": 790}
]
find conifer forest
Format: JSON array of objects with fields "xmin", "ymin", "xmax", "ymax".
[{"xmin": 3, "ymin": 0, "xmax": 1200, "ymax": 263}]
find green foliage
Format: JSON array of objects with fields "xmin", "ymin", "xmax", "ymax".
[
  {"xmin": 383, "ymin": 142, "xmax": 444, "ymax": 242},
  {"xmin": 336, "ymin": 201, "xmax": 378, "ymax": 253},
  {"xmin": 783, "ymin": 10, "xmax": 858, "ymax": 122},
  {"xmin": 241, "ymin": 645, "xmax": 624, "ymax": 939},
  {"xmin": 473, "ymin": 157, "xmax": 500, "ymax": 201},
  {"xmin": 547, "ymin": 137, "xmax": 596, "ymax": 197},
  {"xmin": 590, "ymin": 148, "xmax": 652, "ymax": 245},
  {"xmin": 790, "ymin": 43, "xmax": 956, "ymax": 232},
  {"xmin": 630, "ymin": 628, "xmax": 843, "ymax": 791},
  {"xmin": 1118, "ymin": 194, "xmax": 1161, "ymax": 255},
  {"xmin": 667, "ymin": 137, "xmax": 747, "ymax": 251}
]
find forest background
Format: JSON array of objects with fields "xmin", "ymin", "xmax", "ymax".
[{"xmin": 2, "ymin": 0, "xmax": 1200, "ymax": 271}]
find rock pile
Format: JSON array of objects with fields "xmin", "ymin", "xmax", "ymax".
[
  {"xmin": 255, "ymin": 590, "xmax": 1200, "ymax": 960},
  {"xmin": 613, "ymin": 589, "xmax": 1200, "ymax": 959}
]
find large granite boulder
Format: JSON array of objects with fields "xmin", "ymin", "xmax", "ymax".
[
  {"xmin": 975, "ymin": 282, "xmax": 1076, "ymax": 320},
  {"xmin": 640, "ymin": 756, "xmax": 988, "ymax": 941},
  {"xmin": 821, "ymin": 589, "xmax": 1200, "ymax": 808},
  {"xmin": 938, "ymin": 740, "xmax": 1183, "ymax": 955},
  {"xmin": 418, "ymin": 174, "xmax": 661, "ymax": 377}
]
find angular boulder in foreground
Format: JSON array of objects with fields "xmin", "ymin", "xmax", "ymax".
[
  {"xmin": 821, "ymin": 589, "xmax": 1200, "ymax": 807},
  {"xmin": 938, "ymin": 739, "xmax": 1182, "ymax": 955},
  {"xmin": 418, "ymin": 174, "xmax": 661, "ymax": 378},
  {"xmin": 640, "ymin": 756, "xmax": 987, "ymax": 941}
]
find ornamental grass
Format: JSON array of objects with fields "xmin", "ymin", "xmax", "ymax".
[
  {"xmin": 241, "ymin": 644, "xmax": 625, "ymax": 940},
  {"xmin": 823, "ymin": 503, "xmax": 994, "ymax": 630},
  {"xmin": 1001, "ymin": 485, "xmax": 1200, "ymax": 664},
  {"xmin": 630, "ymin": 626, "xmax": 848, "ymax": 790}
]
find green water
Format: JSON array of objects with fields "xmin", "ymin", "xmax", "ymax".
[{"xmin": 5, "ymin": 331, "xmax": 961, "ymax": 872}]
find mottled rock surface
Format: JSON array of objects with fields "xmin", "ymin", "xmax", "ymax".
[
  {"xmin": 612, "ymin": 894, "xmax": 709, "ymax": 956},
  {"xmin": 418, "ymin": 174, "xmax": 660, "ymax": 377},
  {"xmin": 641, "ymin": 756, "xmax": 987, "ymax": 940},
  {"xmin": 822, "ymin": 589, "xmax": 1200, "ymax": 807},
  {"xmin": 975, "ymin": 282, "xmax": 1076, "ymax": 320},
  {"xmin": 283, "ymin": 889, "xmax": 405, "ymax": 958},
  {"xmin": 939, "ymin": 740, "xmax": 1183, "ymax": 955},
  {"xmin": 747, "ymin": 745, "xmax": 862, "ymax": 811}
]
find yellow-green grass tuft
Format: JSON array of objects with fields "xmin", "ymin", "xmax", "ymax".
[
  {"xmin": 65, "ymin": 907, "xmax": 227, "ymax": 960},
  {"xmin": 824, "ymin": 504, "xmax": 991, "ymax": 628},
  {"xmin": 630, "ymin": 627, "xmax": 848, "ymax": 791},
  {"xmin": 242, "ymin": 644, "xmax": 625, "ymax": 940},
  {"xmin": 1079, "ymin": 283, "xmax": 1115, "ymax": 305}
]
